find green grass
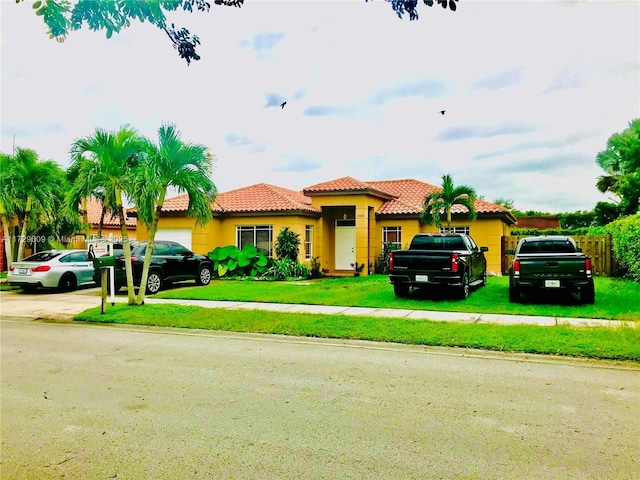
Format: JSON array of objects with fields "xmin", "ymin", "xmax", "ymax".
[
  {"xmin": 75, "ymin": 303, "xmax": 640, "ymax": 362},
  {"xmin": 156, "ymin": 275, "xmax": 640, "ymax": 322}
]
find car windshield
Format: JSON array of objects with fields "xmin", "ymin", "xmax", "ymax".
[
  {"xmin": 520, "ymin": 240, "xmax": 576, "ymax": 254},
  {"xmin": 410, "ymin": 236, "xmax": 465, "ymax": 250},
  {"xmin": 21, "ymin": 251, "xmax": 61, "ymax": 262}
]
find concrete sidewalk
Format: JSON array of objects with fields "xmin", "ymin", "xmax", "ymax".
[
  {"xmin": 0, "ymin": 288, "xmax": 636, "ymax": 328},
  {"xmin": 144, "ymin": 297, "xmax": 636, "ymax": 329}
]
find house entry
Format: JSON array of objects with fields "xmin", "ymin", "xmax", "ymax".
[{"xmin": 335, "ymin": 219, "xmax": 355, "ymax": 270}]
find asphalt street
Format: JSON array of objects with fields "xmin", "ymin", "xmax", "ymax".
[{"xmin": 1, "ymin": 317, "xmax": 639, "ymax": 479}]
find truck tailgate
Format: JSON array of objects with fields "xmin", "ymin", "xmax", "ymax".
[
  {"xmin": 517, "ymin": 253, "xmax": 587, "ymax": 279},
  {"xmin": 391, "ymin": 251, "xmax": 453, "ymax": 272}
]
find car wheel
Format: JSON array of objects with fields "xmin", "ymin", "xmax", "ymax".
[
  {"xmin": 146, "ymin": 271, "xmax": 163, "ymax": 295},
  {"xmin": 393, "ymin": 283, "xmax": 409, "ymax": 297},
  {"xmin": 196, "ymin": 265, "xmax": 212, "ymax": 286},
  {"xmin": 580, "ymin": 282, "xmax": 595, "ymax": 304},
  {"xmin": 509, "ymin": 283, "xmax": 520, "ymax": 303},
  {"xmin": 58, "ymin": 274, "xmax": 77, "ymax": 292},
  {"xmin": 459, "ymin": 272, "xmax": 470, "ymax": 300}
]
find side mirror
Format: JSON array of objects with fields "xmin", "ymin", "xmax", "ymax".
[
  {"xmin": 480, "ymin": 246, "xmax": 489, "ymax": 252},
  {"xmin": 505, "ymin": 249, "xmax": 515, "ymax": 255}
]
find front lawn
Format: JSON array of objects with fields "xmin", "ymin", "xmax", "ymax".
[
  {"xmin": 75, "ymin": 303, "xmax": 640, "ymax": 362},
  {"xmin": 156, "ymin": 275, "xmax": 640, "ymax": 322}
]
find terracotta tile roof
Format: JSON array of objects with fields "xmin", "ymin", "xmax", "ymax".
[
  {"xmin": 84, "ymin": 197, "xmax": 136, "ymax": 227},
  {"xmin": 367, "ymin": 179, "xmax": 515, "ymax": 221},
  {"xmin": 160, "ymin": 178, "xmax": 515, "ymax": 223},
  {"xmin": 162, "ymin": 184, "xmax": 320, "ymax": 214},
  {"xmin": 303, "ymin": 176, "xmax": 395, "ymax": 199}
]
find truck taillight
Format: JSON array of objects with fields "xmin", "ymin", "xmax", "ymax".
[
  {"xmin": 451, "ymin": 254, "xmax": 459, "ymax": 273},
  {"xmin": 31, "ymin": 265, "xmax": 51, "ymax": 272},
  {"xmin": 585, "ymin": 258, "xmax": 592, "ymax": 275},
  {"xmin": 388, "ymin": 252, "xmax": 394, "ymax": 270},
  {"xmin": 513, "ymin": 260, "xmax": 520, "ymax": 277}
]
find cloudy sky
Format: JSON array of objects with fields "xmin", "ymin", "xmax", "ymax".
[{"xmin": 1, "ymin": 0, "xmax": 639, "ymax": 212}]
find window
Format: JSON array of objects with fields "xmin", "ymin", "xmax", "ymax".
[
  {"xmin": 60, "ymin": 252, "xmax": 88, "ymax": 263},
  {"xmin": 382, "ymin": 227, "xmax": 402, "ymax": 250},
  {"xmin": 170, "ymin": 243, "xmax": 190, "ymax": 256},
  {"xmin": 237, "ymin": 225, "xmax": 273, "ymax": 257},
  {"xmin": 440, "ymin": 226, "xmax": 470, "ymax": 235},
  {"xmin": 305, "ymin": 225, "xmax": 313, "ymax": 260}
]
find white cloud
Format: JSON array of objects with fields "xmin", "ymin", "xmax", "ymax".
[{"xmin": 1, "ymin": 0, "xmax": 638, "ymax": 212}]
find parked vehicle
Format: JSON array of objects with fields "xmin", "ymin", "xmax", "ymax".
[
  {"xmin": 506, "ymin": 235, "xmax": 595, "ymax": 304},
  {"xmin": 93, "ymin": 240, "xmax": 213, "ymax": 294},
  {"xmin": 388, "ymin": 233, "xmax": 488, "ymax": 299},
  {"xmin": 8, "ymin": 249, "xmax": 96, "ymax": 292}
]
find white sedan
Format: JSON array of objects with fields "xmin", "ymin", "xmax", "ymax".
[{"xmin": 8, "ymin": 249, "xmax": 96, "ymax": 292}]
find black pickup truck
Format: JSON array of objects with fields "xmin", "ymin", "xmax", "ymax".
[
  {"xmin": 388, "ymin": 233, "xmax": 488, "ymax": 299},
  {"xmin": 506, "ymin": 236, "xmax": 595, "ymax": 304}
]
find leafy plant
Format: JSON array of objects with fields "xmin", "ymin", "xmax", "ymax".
[
  {"xmin": 309, "ymin": 256, "xmax": 324, "ymax": 279},
  {"xmin": 261, "ymin": 257, "xmax": 310, "ymax": 280},
  {"xmin": 350, "ymin": 262, "xmax": 365, "ymax": 276},
  {"xmin": 607, "ymin": 213, "xmax": 640, "ymax": 282},
  {"xmin": 274, "ymin": 226, "xmax": 300, "ymax": 262},
  {"xmin": 375, "ymin": 242, "xmax": 400, "ymax": 274},
  {"xmin": 208, "ymin": 244, "xmax": 268, "ymax": 278}
]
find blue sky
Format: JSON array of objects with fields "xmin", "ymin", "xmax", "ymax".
[{"xmin": 1, "ymin": 0, "xmax": 639, "ymax": 212}]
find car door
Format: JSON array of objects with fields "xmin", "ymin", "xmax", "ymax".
[
  {"xmin": 168, "ymin": 242, "xmax": 199, "ymax": 279},
  {"xmin": 60, "ymin": 251, "xmax": 94, "ymax": 285},
  {"xmin": 464, "ymin": 237, "xmax": 482, "ymax": 281},
  {"xmin": 149, "ymin": 242, "xmax": 173, "ymax": 279}
]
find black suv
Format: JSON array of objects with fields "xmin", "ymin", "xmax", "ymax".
[{"xmin": 94, "ymin": 240, "xmax": 213, "ymax": 294}]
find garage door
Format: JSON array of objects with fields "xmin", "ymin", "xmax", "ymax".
[{"xmin": 155, "ymin": 229, "xmax": 193, "ymax": 250}]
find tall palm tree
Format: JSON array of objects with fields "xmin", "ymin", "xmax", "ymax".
[
  {"xmin": 131, "ymin": 123, "xmax": 217, "ymax": 305},
  {"xmin": 0, "ymin": 152, "xmax": 20, "ymax": 269},
  {"xmin": 66, "ymin": 157, "xmax": 112, "ymax": 238},
  {"xmin": 69, "ymin": 126, "xmax": 144, "ymax": 305},
  {"xmin": 420, "ymin": 174, "xmax": 477, "ymax": 232},
  {"xmin": 2, "ymin": 148, "xmax": 62, "ymax": 260}
]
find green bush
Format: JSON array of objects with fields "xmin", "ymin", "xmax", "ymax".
[
  {"xmin": 607, "ymin": 214, "xmax": 640, "ymax": 282},
  {"xmin": 375, "ymin": 242, "xmax": 400, "ymax": 274},
  {"xmin": 208, "ymin": 245, "xmax": 268, "ymax": 278},
  {"xmin": 510, "ymin": 227, "xmax": 593, "ymax": 236},
  {"xmin": 260, "ymin": 257, "xmax": 310, "ymax": 280},
  {"xmin": 274, "ymin": 227, "xmax": 300, "ymax": 261},
  {"xmin": 309, "ymin": 256, "xmax": 324, "ymax": 279}
]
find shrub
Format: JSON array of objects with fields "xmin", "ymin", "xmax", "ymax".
[
  {"xmin": 208, "ymin": 245, "xmax": 268, "ymax": 278},
  {"xmin": 260, "ymin": 257, "xmax": 310, "ymax": 280},
  {"xmin": 607, "ymin": 214, "xmax": 640, "ymax": 281},
  {"xmin": 309, "ymin": 256, "xmax": 324, "ymax": 279},
  {"xmin": 375, "ymin": 242, "xmax": 400, "ymax": 274},
  {"xmin": 275, "ymin": 227, "xmax": 300, "ymax": 262}
]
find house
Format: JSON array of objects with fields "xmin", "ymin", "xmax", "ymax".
[
  {"xmin": 133, "ymin": 177, "xmax": 516, "ymax": 275},
  {"xmin": 514, "ymin": 215, "xmax": 561, "ymax": 230}
]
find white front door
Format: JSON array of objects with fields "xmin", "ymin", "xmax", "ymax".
[{"xmin": 335, "ymin": 226, "xmax": 355, "ymax": 270}]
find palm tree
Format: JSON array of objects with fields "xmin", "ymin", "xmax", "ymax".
[
  {"xmin": 420, "ymin": 174, "xmax": 477, "ymax": 232},
  {"xmin": 69, "ymin": 126, "xmax": 144, "ymax": 305},
  {"xmin": 131, "ymin": 123, "xmax": 217, "ymax": 305},
  {"xmin": 596, "ymin": 118, "xmax": 640, "ymax": 215},
  {"xmin": 0, "ymin": 152, "xmax": 20, "ymax": 269},
  {"xmin": 1, "ymin": 148, "xmax": 62, "ymax": 260}
]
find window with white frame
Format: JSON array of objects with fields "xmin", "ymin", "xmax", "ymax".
[
  {"xmin": 440, "ymin": 226, "xmax": 470, "ymax": 235},
  {"xmin": 382, "ymin": 226, "xmax": 402, "ymax": 249},
  {"xmin": 305, "ymin": 225, "xmax": 313, "ymax": 260},
  {"xmin": 237, "ymin": 225, "xmax": 273, "ymax": 257}
]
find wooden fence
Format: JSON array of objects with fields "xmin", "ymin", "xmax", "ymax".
[{"xmin": 501, "ymin": 235, "xmax": 619, "ymax": 277}]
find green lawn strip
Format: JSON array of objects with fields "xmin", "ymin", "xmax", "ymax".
[
  {"xmin": 156, "ymin": 275, "xmax": 640, "ymax": 322},
  {"xmin": 74, "ymin": 304, "xmax": 640, "ymax": 362}
]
